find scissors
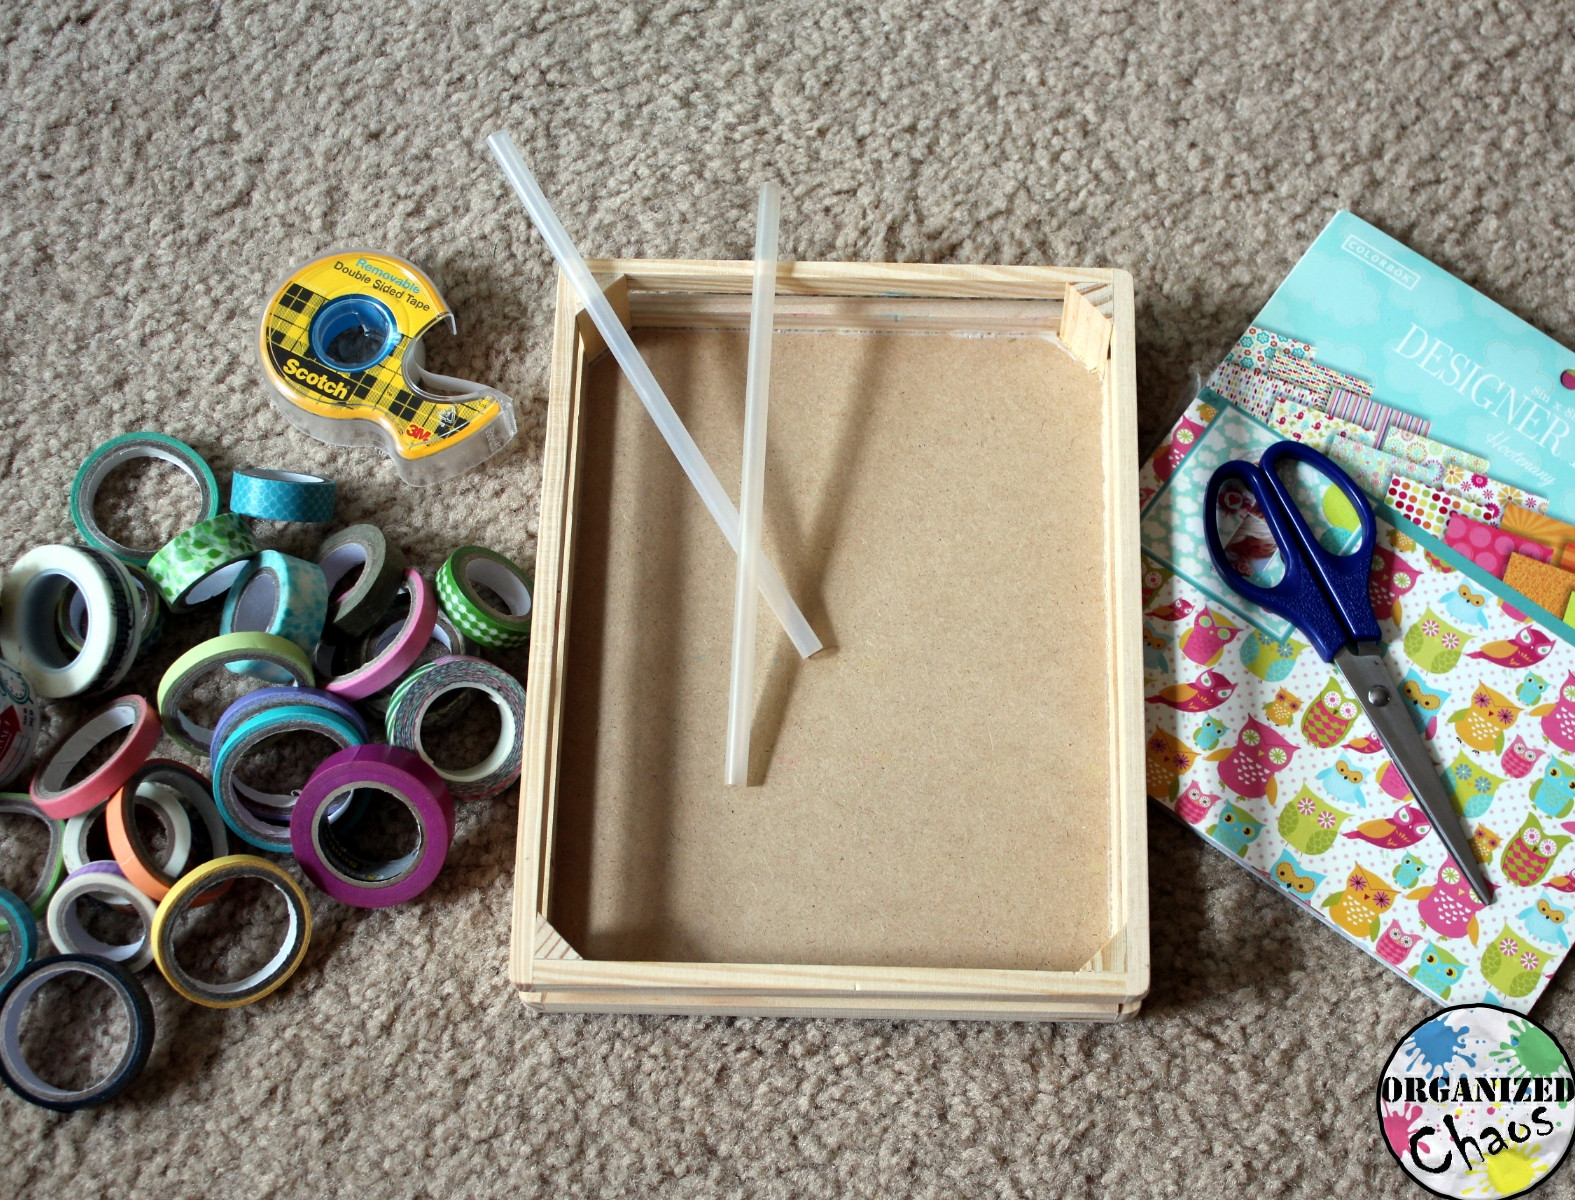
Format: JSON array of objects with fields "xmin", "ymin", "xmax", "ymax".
[{"xmin": 1203, "ymin": 440, "xmax": 1493, "ymax": 902}]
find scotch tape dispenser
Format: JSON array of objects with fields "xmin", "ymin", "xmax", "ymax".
[{"xmin": 258, "ymin": 250, "xmax": 517, "ymax": 486}]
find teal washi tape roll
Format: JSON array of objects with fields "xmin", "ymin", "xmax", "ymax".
[
  {"xmin": 0, "ymin": 889, "xmax": 36, "ymax": 988},
  {"xmin": 212, "ymin": 705, "xmax": 365, "ymax": 851},
  {"xmin": 146, "ymin": 513, "xmax": 260, "ymax": 610},
  {"xmin": 70, "ymin": 433, "xmax": 221, "ymax": 566},
  {"xmin": 220, "ymin": 551, "xmax": 329, "ymax": 683},
  {"xmin": 229, "ymin": 469, "xmax": 337, "ymax": 523},
  {"xmin": 384, "ymin": 655, "xmax": 525, "ymax": 801},
  {"xmin": 435, "ymin": 546, "xmax": 532, "ymax": 649}
]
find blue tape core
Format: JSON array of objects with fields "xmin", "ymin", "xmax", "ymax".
[{"xmin": 308, "ymin": 295, "xmax": 400, "ymax": 373}]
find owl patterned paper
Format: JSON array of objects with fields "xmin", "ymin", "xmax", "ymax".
[{"xmin": 1141, "ymin": 395, "xmax": 1575, "ymax": 1012}]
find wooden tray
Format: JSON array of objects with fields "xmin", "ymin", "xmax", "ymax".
[{"xmin": 511, "ymin": 260, "xmax": 1146, "ymax": 1021}]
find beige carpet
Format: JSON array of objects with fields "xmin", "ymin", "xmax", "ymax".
[{"xmin": 2, "ymin": 1, "xmax": 1573, "ymax": 1195}]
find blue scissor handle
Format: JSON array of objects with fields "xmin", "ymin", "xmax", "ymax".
[{"xmin": 1202, "ymin": 440, "xmax": 1380, "ymax": 662}]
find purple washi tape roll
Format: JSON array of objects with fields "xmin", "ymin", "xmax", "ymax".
[
  {"xmin": 211, "ymin": 686, "xmax": 368, "ymax": 752},
  {"xmin": 289, "ymin": 745, "xmax": 453, "ymax": 909}
]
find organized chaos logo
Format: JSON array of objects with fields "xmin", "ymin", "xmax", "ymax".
[{"xmin": 1378, "ymin": 1005, "xmax": 1573, "ymax": 1197}]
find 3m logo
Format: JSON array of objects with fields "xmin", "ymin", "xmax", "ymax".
[{"xmin": 1342, "ymin": 233, "xmax": 1421, "ymax": 290}]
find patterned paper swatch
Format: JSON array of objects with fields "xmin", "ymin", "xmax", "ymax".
[
  {"xmin": 1503, "ymin": 553, "xmax": 1575, "ymax": 618},
  {"xmin": 1264, "ymin": 400, "xmax": 1371, "ymax": 451},
  {"xmin": 1382, "ymin": 427, "xmax": 1490, "ymax": 476},
  {"xmin": 1438, "ymin": 467, "xmax": 1547, "ymax": 525},
  {"xmin": 1328, "ymin": 435, "xmax": 1442, "ymax": 498},
  {"xmin": 1221, "ymin": 325, "xmax": 1318, "ymax": 375},
  {"xmin": 1385, "ymin": 475, "xmax": 1491, "ymax": 537},
  {"xmin": 1502, "ymin": 504, "xmax": 1575, "ymax": 564},
  {"xmin": 1324, "ymin": 390, "xmax": 1430, "ymax": 443},
  {"xmin": 1444, "ymin": 513, "xmax": 1553, "ymax": 578}
]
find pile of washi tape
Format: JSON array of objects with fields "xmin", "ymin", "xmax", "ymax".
[{"xmin": 0, "ymin": 432, "xmax": 530, "ymax": 1111}]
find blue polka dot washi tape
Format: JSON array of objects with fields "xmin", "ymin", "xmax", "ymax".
[{"xmin": 229, "ymin": 469, "xmax": 336, "ymax": 523}]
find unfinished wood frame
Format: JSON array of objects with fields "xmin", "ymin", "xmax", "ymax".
[{"xmin": 512, "ymin": 259, "xmax": 1146, "ymax": 1021}]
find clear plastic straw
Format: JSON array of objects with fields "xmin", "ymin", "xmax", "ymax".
[
  {"xmin": 725, "ymin": 183, "xmax": 781, "ymax": 786},
  {"xmin": 486, "ymin": 132, "xmax": 821, "ymax": 660}
]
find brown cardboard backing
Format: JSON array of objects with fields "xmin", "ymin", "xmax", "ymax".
[{"xmin": 550, "ymin": 324, "xmax": 1113, "ymax": 971}]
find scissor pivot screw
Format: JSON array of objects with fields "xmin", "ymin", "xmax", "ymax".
[{"xmin": 1367, "ymin": 686, "xmax": 1390, "ymax": 707}]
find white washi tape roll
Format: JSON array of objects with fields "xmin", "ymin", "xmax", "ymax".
[{"xmin": 45, "ymin": 864, "xmax": 158, "ymax": 972}]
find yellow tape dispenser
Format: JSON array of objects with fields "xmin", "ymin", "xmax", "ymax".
[{"xmin": 259, "ymin": 250, "xmax": 517, "ymax": 485}]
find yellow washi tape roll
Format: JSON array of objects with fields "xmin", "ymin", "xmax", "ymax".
[
  {"xmin": 150, "ymin": 855, "xmax": 311, "ymax": 1008},
  {"xmin": 258, "ymin": 249, "xmax": 517, "ymax": 485}
]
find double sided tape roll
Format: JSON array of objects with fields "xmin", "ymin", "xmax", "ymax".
[
  {"xmin": 0, "ymin": 954, "xmax": 155, "ymax": 1111},
  {"xmin": 0, "ymin": 889, "xmax": 37, "ymax": 988},
  {"xmin": 30, "ymin": 696, "xmax": 161, "ymax": 820},
  {"xmin": 151, "ymin": 855, "xmax": 311, "ymax": 1008},
  {"xmin": 316, "ymin": 524, "xmax": 407, "ymax": 636},
  {"xmin": 157, "ymin": 632, "xmax": 314, "ymax": 755},
  {"xmin": 106, "ymin": 761, "xmax": 229, "ymax": 902},
  {"xmin": 46, "ymin": 863, "xmax": 158, "ymax": 972},
  {"xmin": 70, "ymin": 433, "xmax": 221, "ymax": 566},
  {"xmin": 436, "ymin": 546, "xmax": 532, "ymax": 649},
  {"xmin": 258, "ymin": 250, "xmax": 517, "ymax": 486},
  {"xmin": 0, "ymin": 796, "xmax": 64, "ymax": 916},
  {"xmin": 322, "ymin": 569, "xmax": 435, "ymax": 700},
  {"xmin": 146, "ymin": 512, "xmax": 260, "ymax": 611},
  {"xmin": 0, "ymin": 545, "xmax": 138, "ymax": 698},
  {"xmin": 220, "ymin": 551, "xmax": 329, "ymax": 682},
  {"xmin": 291, "ymin": 745, "xmax": 454, "ymax": 908},
  {"xmin": 385, "ymin": 655, "xmax": 526, "ymax": 801},
  {"xmin": 0, "ymin": 662, "xmax": 39, "ymax": 788},
  {"xmin": 230, "ymin": 468, "xmax": 337, "ymax": 523},
  {"xmin": 212, "ymin": 704, "xmax": 366, "ymax": 851}
]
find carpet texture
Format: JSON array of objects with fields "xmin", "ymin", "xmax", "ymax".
[{"xmin": 3, "ymin": 1, "xmax": 1575, "ymax": 1196}]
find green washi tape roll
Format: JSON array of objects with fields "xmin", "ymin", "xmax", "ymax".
[
  {"xmin": 435, "ymin": 546, "xmax": 532, "ymax": 649},
  {"xmin": 156, "ymin": 632, "xmax": 314, "ymax": 755},
  {"xmin": 70, "ymin": 433, "xmax": 221, "ymax": 567},
  {"xmin": 146, "ymin": 513, "xmax": 260, "ymax": 611}
]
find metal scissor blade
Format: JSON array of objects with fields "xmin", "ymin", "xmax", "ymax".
[{"xmin": 1334, "ymin": 646, "xmax": 1495, "ymax": 903}]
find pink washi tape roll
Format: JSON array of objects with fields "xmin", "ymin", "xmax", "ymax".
[
  {"xmin": 321, "ymin": 570, "xmax": 436, "ymax": 700},
  {"xmin": 29, "ymin": 696, "xmax": 161, "ymax": 820},
  {"xmin": 289, "ymin": 745, "xmax": 454, "ymax": 908}
]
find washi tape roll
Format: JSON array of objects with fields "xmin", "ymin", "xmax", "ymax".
[
  {"xmin": 211, "ymin": 686, "xmax": 368, "ymax": 752},
  {"xmin": 211, "ymin": 704, "xmax": 366, "ymax": 851},
  {"xmin": 46, "ymin": 863, "xmax": 158, "ymax": 972},
  {"xmin": 220, "ymin": 551, "xmax": 329, "ymax": 682},
  {"xmin": 322, "ymin": 569, "xmax": 435, "ymax": 700},
  {"xmin": 156, "ymin": 632, "xmax": 314, "ymax": 755},
  {"xmin": 30, "ymin": 696, "xmax": 160, "ymax": 820},
  {"xmin": 290, "ymin": 745, "xmax": 454, "ymax": 908},
  {"xmin": 0, "ymin": 545, "xmax": 137, "ymax": 698},
  {"xmin": 0, "ymin": 662, "xmax": 39, "ymax": 788},
  {"xmin": 106, "ymin": 761, "xmax": 229, "ymax": 904},
  {"xmin": 230, "ymin": 468, "xmax": 337, "ymax": 523},
  {"xmin": 151, "ymin": 855, "xmax": 311, "ymax": 1008},
  {"xmin": 58, "ymin": 565, "xmax": 164, "ymax": 664},
  {"xmin": 258, "ymin": 250, "xmax": 517, "ymax": 486},
  {"xmin": 0, "ymin": 796, "xmax": 64, "ymax": 917},
  {"xmin": 436, "ymin": 546, "xmax": 533, "ymax": 649},
  {"xmin": 385, "ymin": 656, "xmax": 526, "ymax": 801},
  {"xmin": 362, "ymin": 607, "xmax": 474, "ymax": 726},
  {"xmin": 0, "ymin": 954, "xmax": 154, "ymax": 1111},
  {"xmin": 316, "ymin": 524, "xmax": 407, "ymax": 635},
  {"xmin": 146, "ymin": 512, "xmax": 260, "ymax": 611},
  {"xmin": 0, "ymin": 889, "xmax": 36, "ymax": 988},
  {"xmin": 70, "ymin": 433, "xmax": 221, "ymax": 566},
  {"xmin": 64, "ymin": 790, "xmax": 190, "ymax": 880}
]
